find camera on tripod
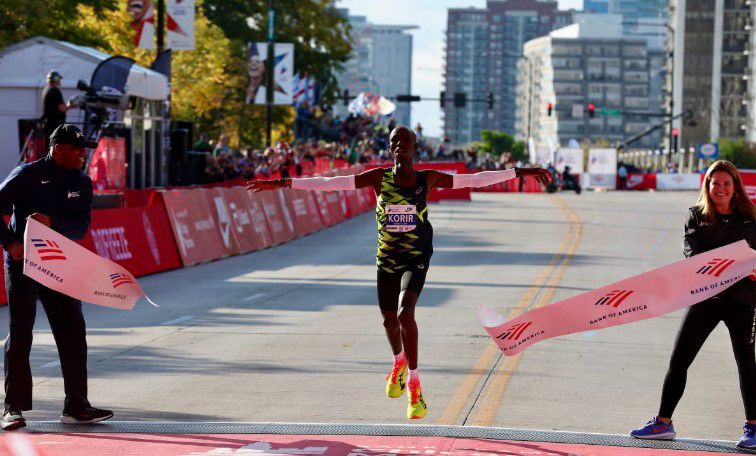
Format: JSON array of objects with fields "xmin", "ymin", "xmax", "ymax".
[{"xmin": 72, "ymin": 80, "xmax": 129, "ymax": 111}]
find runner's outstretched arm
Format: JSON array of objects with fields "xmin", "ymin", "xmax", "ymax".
[
  {"xmin": 246, "ymin": 167, "xmax": 385, "ymax": 194},
  {"xmin": 425, "ymin": 167, "xmax": 552, "ymax": 190}
]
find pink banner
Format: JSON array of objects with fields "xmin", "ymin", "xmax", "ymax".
[
  {"xmin": 479, "ymin": 240, "xmax": 756, "ymax": 356},
  {"xmin": 23, "ymin": 219, "xmax": 151, "ymax": 310}
]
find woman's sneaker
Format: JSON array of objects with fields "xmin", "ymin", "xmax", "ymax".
[
  {"xmin": 737, "ymin": 422, "xmax": 756, "ymax": 449},
  {"xmin": 630, "ymin": 417, "xmax": 676, "ymax": 440}
]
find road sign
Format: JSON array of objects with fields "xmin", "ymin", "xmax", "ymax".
[
  {"xmin": 600, "ymin": 109, "xmax": 622, "ymax": 116},
  {"xmin": 697, "ymin": 143, "xmax": 719, "ymax": 159}
]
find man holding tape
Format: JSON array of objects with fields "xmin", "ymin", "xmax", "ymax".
[
  {"xmin": 0, "ymin": 124, "xmax": 113, "ymax": 430},
  {"xmin": 248, "ymin": 126, "xmax": 550, "ymax": 420}
]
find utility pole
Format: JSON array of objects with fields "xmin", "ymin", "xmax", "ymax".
[
  {"xmin": 266, "ymin": 0, "xmax": 275, "ymax": 148},
  {"xmin": 156, "ymin": 0, "xmax": 165, "ymax": 54}
]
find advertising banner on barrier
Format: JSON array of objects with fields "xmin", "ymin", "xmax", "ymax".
[
  {"xmin": 624, "ymin": 173, "xmax": 656, "ymax": 191},
  {"xmin": 205, "ymin": 188, "xmax": 243, "ymax": 257},
  {"xmin": 258, "ymin": 189, "xmax": 297, "ymax": 245},
  {"xmin": 313, "ymin": 191, "xmax": 337, "ymax": 227},
  {"xmin": 88, "ymin": 136, "xmax": 127, "ymax": 191},
  {"xmin": 245, "ymin": 192, "xmax": 275, "ymax": 249},
  {"xmin": 285, "ymin": 190, "xmax": 320, "ymax": 236},
  {"xmin": 740, "ymin": 170, "xmax": 756, "ymax": 203},
  {"xmin": 219, "ymin": 187, "xmax": 257, "ymax": 253},
  {"xmin": 587, "ymin": 149, "xmax": 617, "ymax": 189},
  {"xmin": 555, "ymin": 148, "xmax": 584, "ymax": 174},
  {"xmin": 656, "ymin": 173, "xmax": 701, "ymax": 190},
  {"xmin": 79, "ymin": 206, "xmax": 182, "ymax": 277},
  {"xmin": 156, "ymin": 189, "xmax": 228, "ymax": 266}
]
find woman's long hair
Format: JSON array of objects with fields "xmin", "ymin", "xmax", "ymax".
[{"xmin": 695, "ymin": 160, "xmax": 756, "ymax": 223}]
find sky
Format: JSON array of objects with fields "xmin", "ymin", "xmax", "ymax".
[{"xmin": 336, "ymin": 0, "xmax": 583, "ymax": 138}]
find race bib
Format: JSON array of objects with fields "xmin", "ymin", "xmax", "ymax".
[{"xmin": 386, "ymin": 205, "xmax": 417, "ymax": 232}]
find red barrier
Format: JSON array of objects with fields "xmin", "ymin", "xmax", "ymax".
[
  {"xmin": 204, "ymin": 188, "xmax": 243, "ymax": 257},
  {"xmin": 285, "ymin": 189, "xmax": 322, "ymax": 236},
  {"xmin": 623, "ymin": 173, "xmax": 657, "ymax": 190},
  {"xmin": 245, "ymin": 192, "xmax": 275, "ymax": 248},
  {"xmin": 313, "ymin": 191, "xmax": 338, "ymax": 227},
  {"xmin": 740, "ymin": 170, "xmax": 756, "ymax": 203},
  {"xmin": 87, "ymin": 136, "xmax": 127, "ymax": 191},
  {"xmin": 153, "ymin": 189, "xmax": 228, "ymax": 266},
  {"xmin": 258, "ymin": 189, "xmax": 297, "ymax": 245},
  {"xmin": 324, "ymin": 191, "xmax": 346, "ymax": 223},
  {"xmin": 218, "ymin": 187, "xmax": 267, "ymax": 253},
  {"xmin": 79, "ymin": 206, "xmax": 182, "ymax": 276}
]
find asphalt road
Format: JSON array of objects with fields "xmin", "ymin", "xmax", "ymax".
[{"xmin": 1, "ymin": 191, "xmax": 749, "ymax": 442}]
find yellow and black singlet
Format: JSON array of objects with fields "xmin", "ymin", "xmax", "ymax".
[{"xmin": 375, "ymin": 168, "xmax": 433, "ymax": 273}]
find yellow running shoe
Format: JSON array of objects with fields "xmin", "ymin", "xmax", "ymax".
[
  {"xmin": 385, "ymin": 364, "xmax": 407, "ymax": 398},
  {"xmin": 407, "ymin": 384, "xmax": 427, "ymax": 419}
]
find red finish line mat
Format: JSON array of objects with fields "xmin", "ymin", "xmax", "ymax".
[
  {"xmin": 0, "ymin": 422, "xmax": 746, "ymax": 456},
  {"xmin": 1, "ymin": 433, "xmax": 746, "ymax": 456}
]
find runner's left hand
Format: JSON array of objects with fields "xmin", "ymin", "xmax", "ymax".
[{"xmin": 519, "ymin": 168, "xmax": 552, "ymax": 185}]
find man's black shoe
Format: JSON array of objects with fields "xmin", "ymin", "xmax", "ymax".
[
  {"xmin": 60, "ymin": 406, "xmax": 113, "ymax": 424},
  {"xmin": 1, "ymin": 409, "xmax": 26, "ymax": 431}
]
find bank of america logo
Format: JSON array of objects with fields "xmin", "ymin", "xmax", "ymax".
[
  {"xmin": 109, "ymin": 273, "xmax": 135, "ymax": 288},
  {"xmin": 595, "ymin": 290, "xmax": 634, "ymax": 308},
  {"xmin": 697, "ymin": 258, "xmax": 735, "ymax": 277},
  {"xmin": 31, "ymin": 239, "xmax": 66, "ymax": 261},
  {"xmin": 496, "ymin": 322, "xmax": 533, "ymax": 341}
]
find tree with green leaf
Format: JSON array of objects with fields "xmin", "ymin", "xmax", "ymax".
[{"xmin": 718, "ymin": 138, "xmax": 756, "ymax": 169}]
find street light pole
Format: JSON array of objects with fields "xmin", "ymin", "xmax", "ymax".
[
  {"xmin": 666, "ymin": 24, "xmax": 675, "ymax": 160},
  {"xmin": 266, "ymin": 0, "xmax": 275, "ymax": 148}
]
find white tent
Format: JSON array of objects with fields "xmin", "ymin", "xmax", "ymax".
[{"xmin": 0, "ymin": 36, "xmax": 169, "ymax": 176}]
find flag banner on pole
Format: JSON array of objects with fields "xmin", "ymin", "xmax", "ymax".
[
  {"xmin": 23, "ymin": 219, "xmax": 157, "ymax": 310},
  {"xmin": 479, "ymin": 240, "xmax": 756, "ymax": 356}
]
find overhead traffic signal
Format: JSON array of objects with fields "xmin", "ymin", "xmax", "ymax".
[
  {"xmin": 547, "ymin": 102, "xmax": 553, "ymax": 116},
  {"xmin": 487, "ymin": 92, "xmax": 494, "ymax": 110},
  {"xmin": 342, "ymin": 89, "xmax": 349, "ymax": 106},
  {"xmin": 440, "ymin": 91, "xmax": 446, "ymax": 108},
  {"xmin": 587, "ymin": 102, "xmax": 596, "ymax": 118},
  {"xmin": 454, "ymin": 92, "xmax": 466, "ymax": 108}
]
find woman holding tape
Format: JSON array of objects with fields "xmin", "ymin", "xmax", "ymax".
[
  {"xmin": 630, "ymin": 160, "xmax": 756, "ymax": 449},
  {"xmin": 247, "ymin": 126, "xmax": 550, "ymax": 420}
]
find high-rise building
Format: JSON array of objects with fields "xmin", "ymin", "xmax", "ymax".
[
  {"xmin": 443, "ymin": 1, "xmax": 572, "ymax": 144},
  {"xmin": 334, "ymin": 9, "xmax": 416, "ymax": 126},
  {"xmin": 670, "ymin": 0, "xmax": 754, "ymax": 148},
  {"xmin": 515, "ymin": 14, "xmax": 665, "ymax": 149}
]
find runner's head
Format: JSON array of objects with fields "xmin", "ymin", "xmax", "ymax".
[{"xmin": 389, "ymin": 127, "xmax": 416, "ymax": 164}]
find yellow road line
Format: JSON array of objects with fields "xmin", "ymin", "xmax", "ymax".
[
  {"xmin": 435, "ymin": 195, "xmax": 575, "ymax": 425},
  {"xmin": 468, "ymin": 200, "xmax": 583, "ymax": 426}
]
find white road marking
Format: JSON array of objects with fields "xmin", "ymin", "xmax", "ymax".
[
  {"xmin": 160, "ymin": 315, "xmax": 194, "ymax": 326},
  {"xmin": 40, "ymin": 360, "xmax": 60, "ymax": 369},
  {"xmin": 243, "ymin": 293, "xmax": 267, "ymax": 302}
]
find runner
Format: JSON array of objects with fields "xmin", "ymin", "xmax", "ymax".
[
  {"xmin": 247, "ymin": 126, "xmax": 550, "ymax": 419},
  {"xmin": 629, "ymin": 160, "xmax": 756, "ymax": 449}
]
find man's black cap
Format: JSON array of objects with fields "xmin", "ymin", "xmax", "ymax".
[{"xmin": 49, "ymin": 124, "xmax": 98, "ymax": 149}]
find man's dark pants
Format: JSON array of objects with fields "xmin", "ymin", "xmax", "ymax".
[{"xmin": 4, "ymin": 256, "xmax": 89, "ymax": 412}]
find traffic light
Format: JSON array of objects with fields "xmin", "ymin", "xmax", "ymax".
[
  {"xmin": 487, "ymin": 92, "xmax": 494, "ymax": 110},
  {"xmin": 672, "ymin": 127, "xmax": 679, "ymax": 152},
  {"xmin": 587, "ymin": 102, "xmax": 596, "ymax": 118},
  {"xmin": 453, "ymin": 92, "xmax": 466, "ymax": 108},
  {"xmin": 440, "ymin": 91, "xmax": 446, "ymax": 108},
  {"xmin": 547, "ymin": 102, "xmax": 553, "ymax": 116},
  {"xmin": 342, "ymin": 89, "xmax": 349, "ymax": 106}
]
